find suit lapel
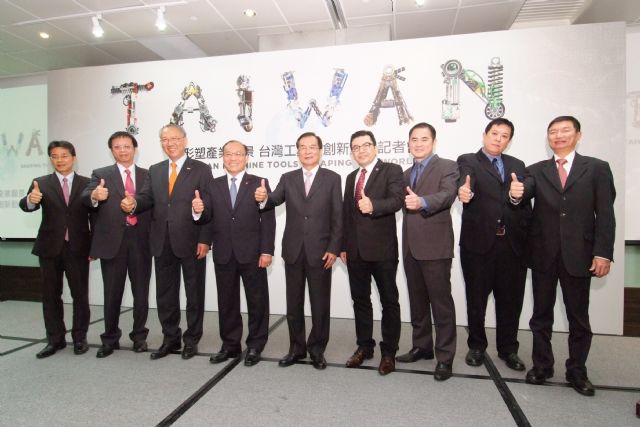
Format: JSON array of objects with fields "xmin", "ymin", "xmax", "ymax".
[
  {"xmin": 294, "ymin": 168, "xmax": 306, "ymax": 199},
  {"xmin": 364, "ymin": 159, "xmax": 382, "ymax": 193},
  {"xmin": 68, "ymin": 173, "xmax": 83, "ymax": 205},
  {"xmin": 475, "ymin": 150, "xmax": 502, "ymax": 184},
  {"xmin": 134, "ymin": 165, "xmax": 145, "ymax": 196},
  {"xmin": 171, "ymin": 158, "xmax": 192, "ymax": 198},
  {"xmin": 217, "ymin": 177, "xmax": 233, "ymax": 212},
  {"xmin": 563, "ymin": 153, "xmax": 587, "ymax": 192},
  {"xmin": 111, "ymin": 165, "xmax": 125, "ymax": 198},
  {"xmin": 417, "ymin": 155, "xmax": 439, "ymax": 188},
  {"xmin": 49, "ymin": 173, "xmax": 66, "ymax": 206},
  {"xmin": 542, "ymin": 158, "xmax": 563, "ymax": 193},
  {"xmin": 234, "ymin": 174, "xmax": 253, "ymax": 210}
]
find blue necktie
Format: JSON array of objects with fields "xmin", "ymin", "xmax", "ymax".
[
  {"xmin": 412, "ymin": 163, "xmax": 423, "ymax": 190},
  {"xmin": 492, "ymin": 158, "xmax": 504, "ymax": 182},
  {"xmin": 230, "ymin": 177, "xmax": 237, "ymax": 208}
]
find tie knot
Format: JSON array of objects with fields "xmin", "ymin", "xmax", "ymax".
[
  {"xmin": 305, "ymin": 171, "xmax": 312, "ymax": 178},
  {"xmin": 360, "ymin": 168, "xmax": 367, "ymax": 175},
  {"xmin": 63, "ymin": 177, "xmax": 68, "ymax": 183},
  {"xmin": 125, "ymin": 169, "xmax": 131, "ymax": 175},
  {"xmin": 171, "ymin": 162, "xmax": 177, "ymax": 170},
  {"xmin": 231, "ymin": 177, "xmax": 236, "ymax": 183},
  {"xmin": 557, "ymin": 158, "xmax": 567, "ymax": 166}
]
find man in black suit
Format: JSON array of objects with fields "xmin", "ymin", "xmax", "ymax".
[
  {"xmin": 255, "ymin": 132, "xmax": 342, "ymax": 370},
  {"xmin": 457, "ymin": 118, "xmax": 530, "ymax": 371},
  {"xmin": 194, "ymin": 140, "xmax": 275, "ymax": 367},
  {"xmin": 340, "ymin": 130, "xmax": 404, "ymax": 375},
  {"xmin": 122, "ymin": 124, "xmax": 214, "ymax": 360},
  {"xmin": 510, "ymin": 116, "xmax": 616, "ymax": 396},
  {"xmin": 82, "ymin": 131, "xmax": 151, "ymax": 358},
  {"xmin": 397, "ymin": 122, "xmax": 459, "ymax": 381},
  {"xmin": 19, "ymin": 141, "xmax": 92, "ymax": 358}
]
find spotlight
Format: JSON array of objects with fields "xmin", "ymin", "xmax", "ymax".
[
  {"xmin": 243, "ymin": 9, "xmax": 257, "ymax": 18},
  {"xmin": 92, "ymin": 14, "xmax": 104, "ymax": 38},
  {"xmin": 155, "ymin": 6, "xmax": 167, "ymax": 31},
  {"xmin": 415, "ymin": 0, "xmax": 426, "ymax": 6},
  {"xmin": 39, "ymin": 32, "xmax": 50, "ymax": 39}
]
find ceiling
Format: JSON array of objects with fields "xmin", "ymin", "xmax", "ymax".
[{"xmin": 1, "ymin": 0, "xmax": 639, "ymax": 80}]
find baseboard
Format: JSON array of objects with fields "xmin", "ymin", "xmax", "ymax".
[{"xmin": 624, "ymin": 287, "xmax": 640, "ymax": 337}]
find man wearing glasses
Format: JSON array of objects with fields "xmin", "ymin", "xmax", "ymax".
[
  {"xmin": 20, "ymin": 141, "xmax": 93, "ymax": 359},
  {"xmin": 122, "ymin": 124, "xmax": 214, "ymax": 361},
  {"xmin": 340, "ymin": 130, "xmax": 404, "ymax": 375},
  {"xmin": 255, "ymin": 132, "xmax": 342, "ymax": 370}
]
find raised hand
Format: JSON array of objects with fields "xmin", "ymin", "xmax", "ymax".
[
  {"xmin": 357, "ymin": 188, "xmax": 373, "ymax": 214},
  {"xmin": 192, "ymin": 189, "xmax": 204, "ymax": 214},
  {"xmin": 404, "ymin": 186, "xmax": 422, "ymax": 211},
  {"xmin": 509, "ymin": 173, "xmax": 524, "ymax": 199},
  {"xmin": 120, "ymin": 190, "xmax": 136, "ymax": 213},
  {"xmin": 458, "ymin": 175, "xmax": 473, "ymax": 203},
  {"xmin": 92, "ymin": 178, "xmax": 109, "ymax": 201},
  {"xmin": 28, "ymin": 180, "xmax": 43, "ymax": 205},
  {"xmin": 255, "ymin": 178, "xmax": 268, "ymax": 203}
]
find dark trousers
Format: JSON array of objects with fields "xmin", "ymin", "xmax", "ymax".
[
  {"xmin": 347, "ymin": 255, "xmax": 400, "ymax": 356},
  {"xmin": 403, "ymin": 255, "xmax": 456, "ymax": 364},
  {"xmin": 460, "ymin": 236, "xmax": 526, "ymax": 355},
  {"xmin": 99, "ymin": 225, "xmax": 151, "ymax": 346},
  {"xmin": 214, "ymin": 254, "xmax": 270, "ymax": 353},
  {"xmin": 284, "ymin": 250, "xmax": 331, "ymax": 358},
  {"xmin": 154, "ymin": 234, "xmax": 206, "ymax": 346},
  {"xmin": 530, "ymin": 256, "xmax": 592, "ymax": 378},
  {"xmin": 38, "ymin": 242, "xmax": 90, "ymax": 345}
]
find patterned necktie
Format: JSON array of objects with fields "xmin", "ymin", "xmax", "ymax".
[
  {"xmin": 62, "ymin": 177, "xmax": 70, "ymax": 241},
  {"xmin": 125, "ymin": 169, "xmax": 137, "ymax": 225},
  {"xmin": 230, "ymin": 177, "xmax": 238, "ymax": 208},
  {"xmin": 492, "ymin": 158, "xmax": 504, "ymax": 182},
  {"xmin": 355, "ymin": 168, "xmax": 366, "ymax": 207},
  {"xmin": 557, "ymin": 158, "xmax": 568, "ymax": 188},
  {"xmin": 168, "ymin": 162, "xmax": 177, "ymax": 195},
  {"xmin": 304, "ymin": 171, "xmax": 313, "ymax": 196}
]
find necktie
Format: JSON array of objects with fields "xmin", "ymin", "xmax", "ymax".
[
  {"xmin": 304, "ymin": 171, "xmax": 313, "ymax": 196},
  {"xmin": 168, "ymin": 162, "xmax": 177, "ymax": 195},
  {"xmin": 62, "ymin": 177, "xmax": 70, "ymax": 241},
  {"xmin": 492, "ymin": 158, "xmax": 504, "ymax": 182},
  {"xmin": 557, "ymin": 158, "xmax": 568, "ymax": 188},
  {"xmin": 412, "ymin": 163, "xmax": 423, "ymax": 190},
  {"xmin": 355, "ymin": 168, "xmax": 366, "ymax": 207},
  {"xmin": 230, "ymin": 177, "xmax": 237, "ymax": 208},
  {"xmin": 125, "ymin": 169, "xmax": 137, "ymax": 225}
]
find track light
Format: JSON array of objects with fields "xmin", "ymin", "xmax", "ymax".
[
  {"xmin": 92, "ymin": 14, "xmax": 104, "ymax": 38},
  {"xmin": 155, "ymin": 6, "xmax": 167, "ymax": 31}
]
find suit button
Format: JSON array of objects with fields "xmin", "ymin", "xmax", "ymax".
[
  {"xmin": 304, "ymin": 216, "xmax": 308, "ymax": 220},
  {"xmin": 232, "ymin": 217, "xmax": 235, "ymax": 221},
  {"xmin": 562, "ymin": 197, "xmax": 566, "ymax": 201},
  {"xmin": 560, "ymin": 213, "xmax": 566, "ymax": 217}
]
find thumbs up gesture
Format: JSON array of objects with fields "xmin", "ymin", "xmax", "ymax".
[
  {"xmin": 120, "ymin": 190, "xmax": 136, "ymax": 213},
  {"xmin": 192, "ymin": 189, "xmax": 204, "ymax": 214},
  {"xmin": 405, "ymin": 186, "xmax": 422, "ymax": 211},
  {"xmin": 92, "ymin": 178, "xmax": 109, "ymax": 201},
  {"xmin": 357, "ymin": 188, "xmax": 374, "ymax": 215},
  {"xmin": 254, "ymin": 178, "xmax": 268, "ymax": 203},
  {"xmin": 28, "ymin": 180, "xmax": 43, "ymax": 205},
  {"xmin": 509, "ymin": 173, "xmax": 524, "ymax": 199},
  {"xmin": 458, "ymin": 175, "xmax": 473, "ymax": 203}
]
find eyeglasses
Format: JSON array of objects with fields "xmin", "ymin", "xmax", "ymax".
[
  {"xmin": 49, "ymin": 154, "xmax": 72, "ymax": 160},
  {"xmin": 223, "ymin": 151, "xmax": 246, "ymax": 158},
  {"xmin": 298, "ymin": 145, "xmax": 320, "ymax": 152},
  {"xmin": 351, "ymin": 142, "xmax": 374, "ymax": 153},
  {"xmin": 112, "ymin": 145, "xmax": 134, "ymax": 151},
  {"xmin": 160, "ymin": 136, "xmax": 184, "ymax": 144}
]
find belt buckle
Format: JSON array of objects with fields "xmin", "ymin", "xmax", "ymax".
[{"xmin": 496, "ymin": 226, "xmax": 506, "ymax": 236}]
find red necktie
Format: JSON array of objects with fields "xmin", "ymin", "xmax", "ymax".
[
  {"xmin": 125, "ymin": 169, "xmax": 137, "ymax": 225},
  {"xmin": 62, "ymin": 177, "xmax": 70, "ymax": 241},
  {"xmin": 556, "ymin": 158, "xmax": 568, "ymax": 188},
  {"xmin": 355, "ymin": 169, "xmax": 366, "ymax": 207}
]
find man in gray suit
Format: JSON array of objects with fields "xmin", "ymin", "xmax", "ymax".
[
  {"xmin": 397, "ymin": 122, "xmax": 459, "ymax": 381},
  {"xmin": 255, "ymin": 132, "xmax": 342, "ymax": 370}
]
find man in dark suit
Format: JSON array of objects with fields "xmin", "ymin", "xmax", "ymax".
[
  {"xmin": 122, "ymin": 124, "xmax": 214, "ymax": 360},
  {"xmin": 457, "ymin": 118, "xmax": 530, "ymax": 371},
  {"xmin": 397, "ymin": 122, "xmax": 459, "ymax": 381},
  {"xmin": 194, "ymin": 140, "xmax": 275, "ymax": 367},
  {"xmin": 82, "ymin": 131, "xmax": 151, "ymax": 358},
  {"xmin": 255, "ymin": 132, "xmax": 342, "ymax": 370},
  {"xmin": 510, "ymin": 116, "xmax": 616, "ymax": 396},
  {"xmin": 340, "ymin": 130, "xmax": 404, "ymax": 375},
  {"xmin": 19, "ymin": 140, "xmax": 92, "ymax": 358}
]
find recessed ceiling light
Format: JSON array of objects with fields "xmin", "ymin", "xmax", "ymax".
[
  {"xmin": 39, "ymin": 32, "xmax": 50, "ymax": 39},
  {"xmin": 92, "ymin": 14, "xmax": 104, "ymax": 38},
  {"xmin": 243, "ymin": 9, "xmax": 257, "ymax": 18},
  {"xmin": 155, "ymin": 6, "xmax": 167, "ymax": 31},
  {"xmin": 415, "ymin": 0, "xmax": 426, "ymax": 7}
]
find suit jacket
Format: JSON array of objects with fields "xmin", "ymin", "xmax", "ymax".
[
  {"xmin": 402, "ymin": 155, "xmax": 459, "ymax": 260},
  {"xmin": 342, "ymin": 159, "xmax": 404, "ymax": 262},
  {"xmin": 135, "ymin": 157, "xmax": 214, "ymax": 258},
  {"xmin": 82, "ymin": 164, "xmax": 151, "ymax": 259},
  {"xmin": 205, "ymin": 173, "xmax": 276, "ymax": 265},
  {"xmin": 265, "ymin": 167, "xmax": 342, "ymax": 267},
  {"xmin": 457, "ymin": 150, "xmax": 531, "ymax": 257},
  {"xmin": 19, "ymin": 173, "xmax": 92, "ymax": 258},
  {"xmin": 522, "ymin": 152, "xmax": 616, "ymax": 277}
]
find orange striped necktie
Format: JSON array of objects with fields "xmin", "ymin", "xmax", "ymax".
[{"xmin": 168, "ymin": 162, "xmax": 177, "ymax": 195}]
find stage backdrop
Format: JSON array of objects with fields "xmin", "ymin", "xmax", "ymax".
[{"xmin": 47, "ymin": 22, "xmax": 626, "ymax": 334}]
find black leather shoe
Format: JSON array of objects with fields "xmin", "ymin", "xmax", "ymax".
[
  {"xmin": 434, "ymin": 362, "xmax": 453, "ymax": 381},
  {"xmin": 499, "ymin": 353, "xmax": 526, "ymax": 371},
  {"xmin": 73, "ymin": 340, "xmax": 89, "ymax": 355},
  {"xmin": 36, "ymin": 342, "xmax": 66, "ymax": 359},
  {"xmin": 566, "ymin": 373, "xmax": 595, "ymax": 396},
  {"xmin": 244, "ymin": 348, "xmax": 261, "ymax": 367},
  {"xmin": 150, "ymin": 343, "xmax": 181, "ymax": 360},
  {"xmin": 96, "ymin": 343, "xmax": 120, "ymax": 358},
  {"xmin": 465, "ymin": 349, "xmax": 485, "ymax": 367},
  {"xmin": 311, "ymin": 354, "xmax": 327, "ymax": 370},
  {"xmin": 133, "ymin": 341, "xmax": 148, "ymax": 353},
  {"xmin": 396, "ymin": 347, "xmax": 434, "ymax": 363},
  {"xmin": 209, "ymin": 349, "xmax": 240, "ymax": 364},
  {"xmin": 278, "ymin": 352, "xmax": 306, "ymax": 367},
  {"xmin": 181, "ymin": 344, "xmax": 198, "ymax": 360},
  {"xmin": 525, "ymin": 366, "xmax": 554, "ymax": 385}
]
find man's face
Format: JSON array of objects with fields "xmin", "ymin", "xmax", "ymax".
[
  {"xmin": 297, "ymin": 135, "xmax": 322, "ymax": 169},
  {"xmin": 110, "ymin": 136, "xmax": 136, "ymax": 167},
  {"xmin": 351, "ymin": 134, "xmax": 377, "ymax": 168},
  {"xmin": 49, "ymin": 147, "xmax": 75, "ymax": 175},
  {"xmin": 482, "ymin": 124, "xmax": 512, "ymax": 156},
  {"xmin": 160, "ymin": 127, "xmax": 188, "ymax": 161},
  {"xmin": 547, "ymin": 120, "xmax": 581, "ymax": 156},
  {"xmin": 408, "ymin": 127, "xmax": 436, "ymax": 162},
  {"xmin": 223, "ymin": 142, "xmax": 248, "ymax": 175}
]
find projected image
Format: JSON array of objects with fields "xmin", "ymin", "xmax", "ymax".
[
  {"xmin": 441, "ymin": 57, "xmax": 505, "ymax": 123},
  {"xmin": 363, "ymin": 65, "xmax": 413, "ymax": 127},
  {"xmin": 236, "ymin": 75, "xmax": 254, "ymax": 132},
  {"xmin": 110, "ymin": 81, "xmax": 154, "ymax": 135},
  {"xmin": 170, "ymin": 81, "xmax": 217, "ymax": 133},
  {"xmin": 281, "ymin": 68, "xmax": 348, "ymax": 128}
]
